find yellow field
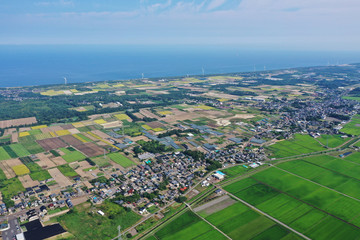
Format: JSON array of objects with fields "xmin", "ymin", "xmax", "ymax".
[
  {"xmin": 19, "ymin": 132, "xmax": 30, "ymax": 137},
  {"xmin": 142, "ymin": 125, "xmax": 152, "ymax": 130},
  {"xmin": 94, "ymin": 119, "xmax": 107, "ymax": 124},
  {"xmin": 31, "ymin": 125, "xmax": 48, "ymax": 130},
  {"xmin": 113, "ymin": 83, "xmax": 124, "ymax": 87},
  {"xmin": 196, "ymin": 105, "xmax": 215, "ymax": 110},
  {"xmin": 114, "ymin": 114, "xmax": 130, "ymax": 120},
  {"xmin": 50, "ymin": 132, "xmax": 56, "ymax": 137},
  {"xmin": 153, "ymin": 128, "xmax": 164, "ymax": 132},
  {"xmin": 217, "ymin": 98, "xmax": 229, "ymax": 102},
  {"xmin": 56, "ymin": 130, "xmax": 71, "ymax": 136},
  {"xmin": 40, "ymin": 90, "xmax": 65, "ymax": 96},
  {"xmin": 70, "ymin": 89, "xmax": 79, "ymax": 93},
  {"xmin": 72, "ymin": 122, "xmax": 85, "ymax": 128},
  {"xmin": 96, "ymin": 84, "xmax": 111, "ymax": 88},
  {"xmin": 159, "ymin": 111, "xmax": 172, "ymax": 115},
  {"xmin": 12, "ymin": 164, "xmax": 30, "ymax": 176}
]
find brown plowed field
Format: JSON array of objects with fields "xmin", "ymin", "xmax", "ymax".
[
  {"xmin": 60, "ymin": 135, "xmax": 83, "ymax": 147},
  {"xmin": 76, "ymin": 143, "xmax": 104, "ymax": 157},
  {"xmin": 37, "ymin": 137, "xmax": 67, "ymax": 151}
]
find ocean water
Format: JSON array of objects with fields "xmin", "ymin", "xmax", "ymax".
[{"xmin": 0, "ymin": 45, "xmax": 360, "ymax": 88}]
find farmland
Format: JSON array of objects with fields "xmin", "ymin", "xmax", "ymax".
[
  {"xmin": 341, "ymin": 114, "xmax": 360, "ymax": 135},
  {"xmin": 221, "ymin": 161, "xmax": 360, "ymax": 239},
  {"xmin": 107, "ymin": 153, "xmax": 135, "ymax": 168},
  {"xmin": 58, "ymin": 164, "xmax": 79, "ymax": 178},
  {"xmin": 60, "ymin": 147, "xmax": 87, "ymax": 163},
  {"xmin": 267, "ymin": 134, "xmax": 325, "ymax": 158},
  {"xmin": 0, "ymin": 147, "xmax": 11, "ymax": 161},
  {"xmin": 316, "ymin": 134, "xmax": 347, "ymax": 148},
  {"xmin": 151, "ymin": 211, "xmax": 227, "ymax": 240}
]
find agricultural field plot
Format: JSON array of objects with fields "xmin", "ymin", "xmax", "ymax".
[
  {"xmin": 37, "ymin": 137, "xmax": 67, "ymax": 151},
  {"xmin": 0, "ymin": 117, "xmax": 37, "ymax": 129},
  {"xmin": 0, "ymin": 161, "xmax": 17, "ymax": 178},
  {"xmin": 24, "ymin": 162, "xmax": 52, "ymax": 181},
  {"xmin": 59, "ymin": 147, "xmax": 86, "ymax": 163},
  {"xmin": 204, "ymin": 202, "xmax": 295, "ymax": 240},
  {"xmin": 222, "ymin": 165, "xmax": 253, "ymax": 178},
  {"xmin": 76, "ymin": 142, "xmax": 104, "ymax": 157},
  {"xmin": 55, "ymin": 129, "xmax": 71, "ymax": 136},
  {"xmin": 0, "ymin": 147, "xmax": 11, "ymax": 161},
  {"xmin": 316, "ymin": 134, "xmax": 348, "ymax": 148},
  {"xmin": 248, "ymin": 167, "xmax": 360, "ymax": 228},
  {"xmin": 152, "ymin": 211, "xmax": 227, "ymax": 240},
  {"xmin": 18, "ymin": 174, "xmax": 39, "ymax": 188},
  {"xmin": 114, "ymin": 113, "xmax": 131, "ymax": 121},
  {"xmin": 195, "ymin": 195, "xmax": 237, "ymax": 217},
  {"xmin": 18, "ymin": 138, "xmax": 44, "ymax": 154},
  {"xmin": 276, "ymin": 157, "xmax": 360, "ymax": 199},
  {"xmin": 267, "ymin": 134, "xmax": 325, "ymax": 158},
  {"xmin": 33, "ymin": 132, "xmax": 53, "ymax": 140},
  {"xmin": 35, "ymin": 153, "xmax": 57, "ymax": 169},
  {"xmin": 73, "ymin": 133, "xmax": 92, "ymax": 143},
  {"xmin": 58, "ymin": 164, "xmax": 79, "ymax": 178},
  {"xmin": 12, "ymin": 164, "xmax": 30, "ymax": 176},
  {"xmin": 344, "ymin": 152, "xmax": 360, "ymax": 164},
  {"xmin": 9, "ymin": 144, "xmax": 31, "ymax": 157},
  {"xmin": 48, "ymin": 167, "xmax": 73, "ymax": 187},
  {"xmin": 302, "ymin": 155, "xmax": 360, "ymax": 182},
  {"xmin": 91, "ymin": 156, "xmax": 111, "ymax": 167},
  {"xmin": 107, "ymin": 153, "xmax": 135, "ymax": 168},
  {"xmin": 224, "ymin": 174, "xmax": 360, "ymax": 239},
  {"xmin": 60, "ymin": 135, "xmax": 84, "ymax": 147},
  {"xmin": 340, "ymin": 114, "xmax": 360, "ymax": 135}
]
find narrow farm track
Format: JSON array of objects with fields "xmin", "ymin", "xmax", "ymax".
[
  {"xmin": 270, "ymin": 164, "xmax": 360, "ymax": 204},
  {"xmin": 219, "ymin": 188, "xmax": 312, "ymax": 240},
  {"xmin": 185, "ymin": 203, "xmax": 232, "ymax": 240}
]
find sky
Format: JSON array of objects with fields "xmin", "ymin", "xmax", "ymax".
[{"xmin": 1, "ymin": 0, "xmax": 359, "ymax": 50}]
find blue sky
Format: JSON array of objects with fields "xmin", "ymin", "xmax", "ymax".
[{"xmin": 1, "ymin": 0, "xmax": 359, "ymax": 50}]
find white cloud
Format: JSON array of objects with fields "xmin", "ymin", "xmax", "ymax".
[{"xmin": 206, "ymin": 0, "xmax": 226, "ymax": 11}]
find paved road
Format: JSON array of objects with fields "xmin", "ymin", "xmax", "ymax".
[
  {"xmin": 218, "ymin": 187, "xmax": 312, "ymax": 240},
  {"xmin": 270, "ymin": 164, "xmax": 360, "ymax": 203},
  {"xmin": 2, "ymin": 217, "xmax": 22, "ymax": 240}
]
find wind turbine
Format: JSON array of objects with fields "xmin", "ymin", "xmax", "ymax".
[
  {"xmin": 63, "ymin": 77, "xmax": 67, "ymax": 85},
  {"xmin": 142, "ymin": 73, "xmax": 144, "ymax": 80},
  {"xmin": 202, "ymin": 67, "xmax": 205, "ymax": 76}
]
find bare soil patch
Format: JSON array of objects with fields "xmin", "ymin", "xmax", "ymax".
[
  {"xmin": 48, "ymin": 168, "xmax": 72, "ymax": 188},
  {"xmin": 76, "ymin": 143, "xmax": 104, "ymax": 157},
  {"xmin": 19, "ymin": 175, "xmax": 39, "ymax": 188},
  {"xmin": 194, "ymin": 195, "xmax": 236, "ymax": 215},
  {"xmin": 60, "ymin": 135, "xmax": 83, "ymax": 147},
  {"xmin": 0, "ymin": 117, "xmax": 37, "ymax": 128},
  {"xmin": 37, "ymin": 137, "xmax": 67, "ymax": 151},
  {"xmin": 36, "ymin": 153, "xmax": 57, "ymax": 169}
]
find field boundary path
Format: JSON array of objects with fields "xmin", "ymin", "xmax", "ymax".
[
  {"xmin": 218, "ymin": 187, "xmax": 312, "ymax": 240},
  {"xmin": 270, "ymin": 164, "xmax": 360, "ymax": 203},
  {"xmin": 185, "ymin": 203, "xmax": 232, "ymax": 240}
]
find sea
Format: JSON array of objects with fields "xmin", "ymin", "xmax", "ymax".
[{"xmin": 1, "ymin": 45, "xmax": 360, "ymax": 88}]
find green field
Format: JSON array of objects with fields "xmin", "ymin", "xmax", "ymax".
[
  {"xmin": 19, "ymin": 136, "xmax": 44, "ymax": 154},
  {"xmin": 154, "ymin": 211, "xmax": 227, "ymax": 240},
  {"xmin": 344, "ymin": 152, "xmax": 360, "ymax": 164},
  {"xmin": 268, "ymin": 134, "xmax": 325, "ymax": 158},
  {"xmin": 341, "ymin": 114, "xmax": 360, "ymax": 135},
  {"xmin": 316, "ymin": 134, "xmax": 347, "ymax": 148},
  {"xmin": 0, "ymin": 177, "xmax": 25, "ymax": 206},
  {"xmin": 26, "ymin": 162, "xmax": 52, "ymax": 181},
  {"xmin": 224, "ymin": 170, "xmax": 360, "ymax": 239},
  {"xmin": 60, "ymin": 147, "xmax": 87, "ymax": 163},
  {"xmin": 222, "ymin": 165, "xmax": 252, "ymax": 178},
  {"xmin": 92, "ymin": 156, "xmax": 111, "ymax": 167},
  {"xmin": 9, "ymin": 144, "xmax": 31, "ymax": 157},
  {"xmin": 204, "ymin": 202, "xmax": 294, "ymax": 240},
  {"xmin": 58, "ymin": 201, "xmax": 141, "ymax": 240},
  {"xmin": 58, "ymin": 164, "xmax": 79, "ymax": 178},
  {"xmin": 0, "ymin": 146, "xmax": 11, "ymax": 160},
  {"xmin": 107, "ymin": 153, "xmax": 135, "ymax": 168}
]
